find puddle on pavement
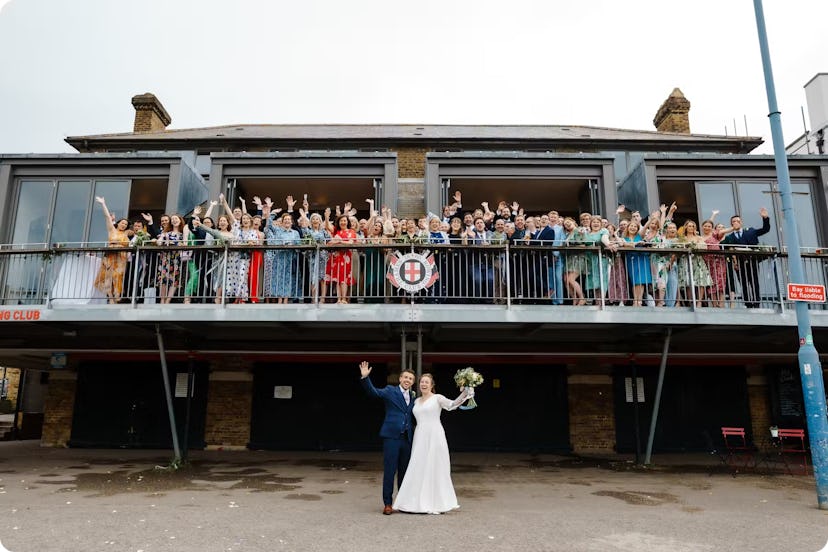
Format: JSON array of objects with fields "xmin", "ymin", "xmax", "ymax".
[
  {"xmin": 592, "ymin": 490, "xmax": 678, "ymax": 506},
  {"xmin": 682, "ymin": 506, "xmax": 704, "ymax": 513},
  {"xmin": 320, "ymin": 490, "xmax": 344, "ymax": 494},
  {"xmin": 34, "ymin": 461, "xmax": 306, "ymax": 497}
]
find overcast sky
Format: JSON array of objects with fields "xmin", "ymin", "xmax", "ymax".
[{"xmin": 0, "ymin": 0, "xmax": 825, "ymax": 154}]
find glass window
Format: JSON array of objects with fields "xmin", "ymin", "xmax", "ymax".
[
  {"xmin": 11, "ymin": 180, "xmax": 53, "ymax": 246},
  {"xmin": 789, "ymin": 182, "xmax": 819, "ymax": 248},
  {"xmin": 695, "ymin": 182, "xmax": 736, "ymax": 225},
  {"xmin": 89, "ymin": 180, "xmax": 130, "ymax": 245},
  {"xmin": 737, "ymin": 182, "xmax": 778, "ymax": 249},
  {"xmin": 51, "ymin": 181, "xmax": 92, "ymax": 245}
]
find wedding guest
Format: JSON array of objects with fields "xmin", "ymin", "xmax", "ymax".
[
  {"xmin": 622, "ymin": 220, "xmax": 652, "ymax": 306},
  {"xmin": 156, "ymin": 214, "xmax": 185, "ymax": 304},
  {"xmin": 265, "ymin": 212, "xmax": 301, "ymax": 304},
  {"xmin": 720, "ymin": 207, "xmax": 771, "ymax": 308},
  {"xmin": 563, "ymin": 217, "xmax": 586, "ymax": 305},
  {"xmin": 300, "ymin": 212, "xmax": 331, "ymax": 303},
  {"xmin": 677, "ymin": 220, "xmax": 712, "ymax": 307},
  {"xmin": 92, "ymin": 196, "xmax": 130, "ymax": 304},
  {"xmin": 192, "ymin": 215, "xmax": 233, "ymax": 303},
  {"xmin": 701, "ymin": 212, "xmax": 734, "ymax": 308},
  {"xmin": 326, "ymin": 215, "xmax": 357, "ymax": 304}
]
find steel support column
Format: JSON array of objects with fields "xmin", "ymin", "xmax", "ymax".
[
  {"xmin": 155, "ymin": 324, "xmax": 181, "ymax": 464},
  {"xmin": 645, "ymin": 328, "xmax": 672, "ymax": 465}
]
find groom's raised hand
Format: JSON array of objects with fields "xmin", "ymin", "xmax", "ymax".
[{"xmin": 359, "ymin": 361, "xmax": 372, "ymax": 379}]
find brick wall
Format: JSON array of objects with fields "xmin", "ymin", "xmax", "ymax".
[
  {"xmin": 40, "ymin": 373, "xmax": 77, "ymax": 447},
  {"xmin": 2, "ymin": 367, "xmax": 21, "ymax": 403},
  {"xmin": 392, "ymin": 147, "xmax": 429, "ymax": 179},
  {"xmin": 204, "ymin": 372, "xmax": 253, "ymax": 450},
  {"xmin": 568, "ymin": 373, "xmax": 616, "ymax": 453}
]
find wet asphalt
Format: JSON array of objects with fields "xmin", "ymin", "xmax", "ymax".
[{"xmin": 0, "ymin": 441, "xmax": 826, "ymax": 552}]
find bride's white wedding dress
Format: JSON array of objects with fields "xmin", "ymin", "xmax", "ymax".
[{"xmin": 392, "ymin": 389, "xmax": 469, "ymax": 514}]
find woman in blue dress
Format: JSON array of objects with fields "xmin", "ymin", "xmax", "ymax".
[
  {"xmin": 265, "ymin": 212, "xmax": 301, "ymax": 304},
  {"xmin": 621, "ymin": 220, "xmax": 653, "ymax": 306}
]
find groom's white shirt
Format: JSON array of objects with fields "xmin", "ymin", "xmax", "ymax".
[{"xmin": 399, "ymin": 385, "xmax": 410, "ymax": 404}]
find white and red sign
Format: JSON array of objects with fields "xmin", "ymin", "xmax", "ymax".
[
  {"xmin": 387, "ymin": 251, "xmax": 439, "ymax": 293},
  {"xmin": 787, "ymin": 283, "xmax": 826, "ymax": 303}
]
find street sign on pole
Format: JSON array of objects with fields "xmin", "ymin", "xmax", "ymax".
[{"xmin": 788, "ymin": 283, "xmax": 827, "ymax": 303}]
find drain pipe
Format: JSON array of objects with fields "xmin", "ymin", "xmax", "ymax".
[
  {"xmin": 156, "ymin": 324, "xmax": 181, "ymax": 465},
  {"xmin": 644, "ymin": 328, "xmax": 672, "ymax": 465}
]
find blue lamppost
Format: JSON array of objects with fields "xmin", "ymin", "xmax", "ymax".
[{"xmin": 753, "ymin": 0, "xmax": 828, "ymax": 509}]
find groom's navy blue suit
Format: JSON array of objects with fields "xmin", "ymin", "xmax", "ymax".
[{"xmin": 361, "ymin": 376, "xmax": 415, "ymax": 506}]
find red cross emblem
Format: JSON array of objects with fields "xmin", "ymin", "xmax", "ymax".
[{"xmin": 403, "ymin": 261, "xmax": 422, "ymax": 283}]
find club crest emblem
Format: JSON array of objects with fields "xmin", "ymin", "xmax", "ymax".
[{"xmin": 387, "ymin": 251, "xmax": 439, "ymax": 293}]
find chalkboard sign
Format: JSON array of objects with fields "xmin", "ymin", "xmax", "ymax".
[{"xmin": 777, "ymin": 367, "xmax": 803, "ymax": 418}]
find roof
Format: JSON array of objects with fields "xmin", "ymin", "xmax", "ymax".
[{"xmin": 66, "ymin": 124, "xmax": 763, "ymax": 153}]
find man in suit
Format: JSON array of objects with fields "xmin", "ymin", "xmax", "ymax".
[
  {"xmin": 533, "ymin": 213, "xmax": 565, "ymax": 304},
  {"xmin": 359, "ymin": 361, "xmax": 416, "ymax": 515},
  {"xmin": 721, "ymin": 207, "xmax": 771, "ymax": 308}
]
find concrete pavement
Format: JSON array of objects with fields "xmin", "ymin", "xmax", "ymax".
[{"xmin": 0, "ymin": 441, "xmax": 825, "ymax": 552}]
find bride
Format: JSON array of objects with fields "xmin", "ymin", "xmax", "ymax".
[{"xmin": 393, "ymin": 373, "xmax": 473, "ymax": 514}]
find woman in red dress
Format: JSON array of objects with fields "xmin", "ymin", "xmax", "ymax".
[{"xmin": 326, "ymin": 215, "xmax": 357, "ymax": 304}]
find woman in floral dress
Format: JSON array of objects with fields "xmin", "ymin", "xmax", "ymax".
[
  {"xmin": 677, "ymin": 220, "xmax": 713, "ymax": 307},
  {"xmin": 701, "ymin": 212, "xmax": 734, "ymax": 308},
  {"xmin": 326, "ymin": 215, "xmax": 357, "ymax": 304},
  {"xmin": 156, "ymin": 214, "xmax": 185, "ymax": 304},
  {"xmin": 92, "ymin": 196, "xmax": 130, "ymax": 303},
  {"xmin": 301, "ymin": 212, "xmax": 331, "ymax": 302},
  {"xmin": 229, "ymin": 213, "xmax": 260, "ymax": 303}
]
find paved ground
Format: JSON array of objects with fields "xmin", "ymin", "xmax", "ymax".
[{"xmin": 0, "ymin": 441, "xmax": 826, "ymax": 552}]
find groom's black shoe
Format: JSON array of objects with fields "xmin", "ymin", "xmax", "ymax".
[{"xmin": 383, "ymin": 505, "xmax": 393, "ymax": 515}]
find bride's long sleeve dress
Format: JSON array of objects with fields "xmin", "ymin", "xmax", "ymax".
[{"xmin": 392, "ymin": 389, "xmax": 469, "ymax": 514}]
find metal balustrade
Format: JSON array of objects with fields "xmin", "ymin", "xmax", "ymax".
[{"xmin": 0, "ymin": 241, "xmax": 823, "ymax": 310}]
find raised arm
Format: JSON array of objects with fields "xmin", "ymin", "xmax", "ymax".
[
  {"xmin": 437, "ymin": 387, "xmax": 473, "ymax": 411},
  {"xmin": 204, "ymin": 200, "xmax": 218, "ymax": 220},
  {"xmin": 239, "ymin": 196, "xmax": 248, "ymax": 215},
  {"xmin": 94, "ymin": 196, "xmax": 115, "ymax": 232},
  {"xmin": 756, "ymin": 207, "xmax": 771, "ymax": 236},
  {"xmin": 358, "ymin": 361, "xmax": 382, "ymax": 399},
  {"xmin": 219, "ymin": 193, "xmax": 237, "ymax": 226}
]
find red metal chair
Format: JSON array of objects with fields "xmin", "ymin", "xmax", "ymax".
[
  {"xmin": 777, "ymin": 428, "xmax": 809, "ymax": 475},
  {"xmin": 721, "ymin": 427, "xmax": 754, "ymax": 475}
]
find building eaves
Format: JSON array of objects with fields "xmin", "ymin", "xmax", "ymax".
[{"xmin": 65, "ymin": 123, "xmax": 763, "ymax": 153}]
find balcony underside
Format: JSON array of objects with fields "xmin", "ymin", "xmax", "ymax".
[{"xmin": 0, "ymin": 304, "xmax": 824, "ymax": 369}]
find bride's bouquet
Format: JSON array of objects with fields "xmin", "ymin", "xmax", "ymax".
[{"xmin": 454, "ymin": 367, "xmax": 484, "ymax": 410}]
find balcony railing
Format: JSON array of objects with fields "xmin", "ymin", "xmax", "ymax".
[{"xmin": 0, "ymin": 242, "xmax": 824, "ymax": 312}]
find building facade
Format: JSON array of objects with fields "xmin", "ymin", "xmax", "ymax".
[{"xmin": 1, "ymin": 90, "xmax": 826, "ymax": 456}]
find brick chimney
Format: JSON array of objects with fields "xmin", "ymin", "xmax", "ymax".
[
  {"xmin": 653, "ymin": 88, "xmax": 691, "ymax": 134},
  {"xmin": 131, "ymin": 93, "xmax": 171, "ymax": 133}
]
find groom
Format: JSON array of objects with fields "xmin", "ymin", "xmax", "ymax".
[{"xmin": 359, "ymin": 361, "xmax": 416, "ymax": 515}]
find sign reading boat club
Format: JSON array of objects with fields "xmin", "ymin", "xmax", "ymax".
[{"xmin": 387, "ymin": 251, "xmax": 439, "ymax": 293}]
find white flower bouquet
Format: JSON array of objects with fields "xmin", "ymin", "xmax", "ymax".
[{"xmin": 453, "ymin": 367, "xmax": 484, "ymax": 410}]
